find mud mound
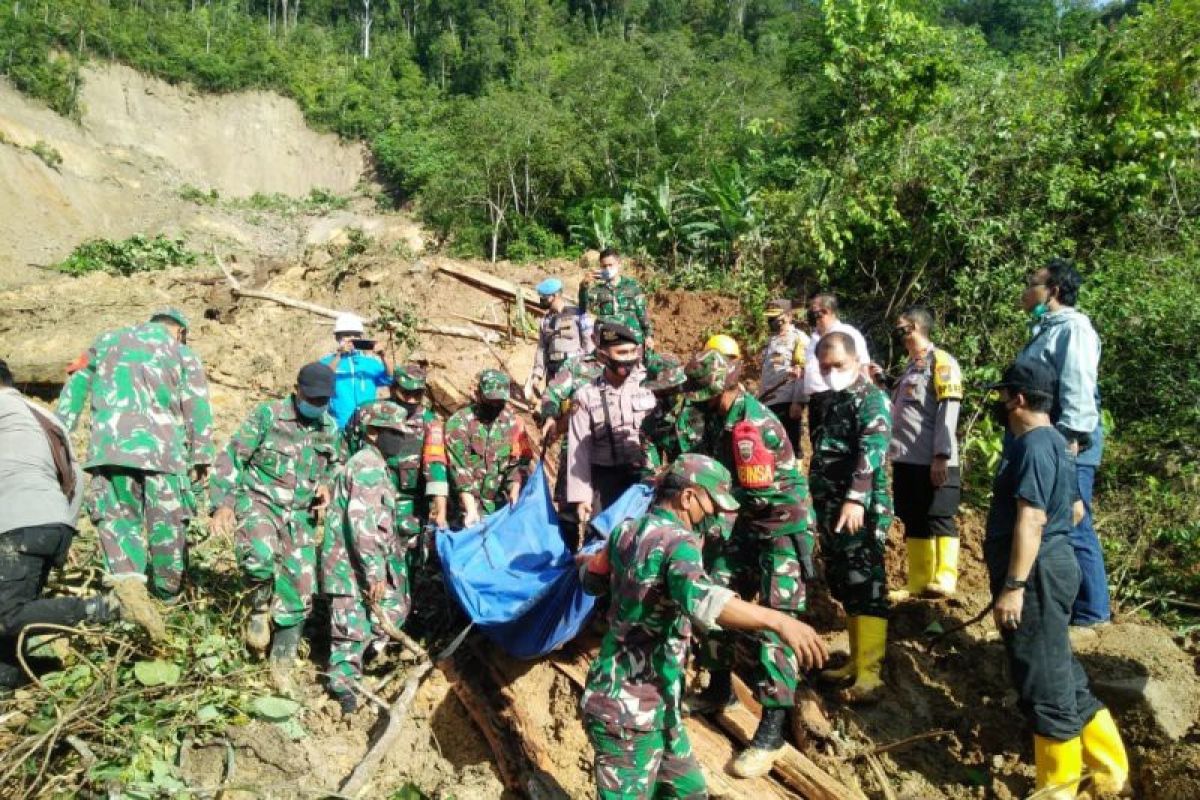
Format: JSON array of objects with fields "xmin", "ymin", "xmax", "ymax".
[{"xmin": 649, "ymin": 289, "xmax": 743, "ymax": 358}]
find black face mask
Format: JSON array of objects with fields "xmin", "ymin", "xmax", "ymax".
[
  {"xmin": 893, "ymin": 327, "xmax": 912, "ymax": 343},
  {"xmin": 539, "ymin": 297, "xmax": 553, "ymax": 310},
  {"xmin": 375, "ymin": 429, "xmax": 405, "ymax": 457},
  {"xmin": 477, "ymin": 402, "xmax": 504, "ymax": 421},
  {"xmin": 396, "ymin": 400, "xmax": 420, "ymax": 418},
  {"xmin": 990, "ymin": 399, "xmax": 1012, "ymax": 430},
  {"xmin": 768, "ymin": 317, "xmax": 785, "ymax": 333},
  {"xmin": 806, "ymin": 310, "xmax": 821, "ymax": 327}
]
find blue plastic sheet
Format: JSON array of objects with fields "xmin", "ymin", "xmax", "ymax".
[{"xmin": 436, "ymin": 464, "xmax": 653, "ymax": 659}]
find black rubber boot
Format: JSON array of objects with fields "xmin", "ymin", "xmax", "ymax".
[
  {"xmin": 731, "ymin": 707, "xmax": 788, "ymax": 778},
  {"xmin": 749, "ymin": 707, "xmax": 787, "ymax": 750},
  {"xmin": 269, "ymin": 624, "xmax": 303, "ymax": 697},
  {"xmin": 683, "ymin": 669, "xmax": 736, "ymax": 716},
  {"xmin": 335, "ymin": 690, "xmax": 358, "ymax": 715}
]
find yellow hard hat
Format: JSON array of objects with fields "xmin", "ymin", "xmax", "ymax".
[{"xmin": 704, "ymin": 334, "xmax": 741, "ymax": 360}]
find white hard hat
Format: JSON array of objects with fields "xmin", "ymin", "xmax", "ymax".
[{"xmin": 333, "ymin": 312, "xmax": 365, "ymax": 334}]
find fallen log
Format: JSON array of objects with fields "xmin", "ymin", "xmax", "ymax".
[
  {"xmin": 445, "ymin": 313, "xmax": 536, "ymax": 340},
  {"xmin": 436, "ymin": 262, "xmax": 545, "ymax": 315},
  {"xmin": 441, "ymin": 656, "xmax": 526, "ymax": 792}
]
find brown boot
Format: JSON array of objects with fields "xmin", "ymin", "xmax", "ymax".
[{"xmin": 110, "ymin": 577, "xmax": 167, "ymax": 642}]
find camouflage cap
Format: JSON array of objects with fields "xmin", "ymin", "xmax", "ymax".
[
  {"xmin": 364, "ymin": 400, "xmax": 409, "ymax": 431},
  {"xmin": 668, "ymin": 454, "xmax": 740, "ymax": 512},
  {"xmin": 151, "ymin": 307, "xmax": 189, "ymax": 329},
  {"xmin": 683, "ymin": 349, "xmax": 740, "ymax": 401},
  {"xmin": 643, "ymin": 352, "xmax": 686, "ymax": 394},
  {"xmin": 393, "ymin": 363, "xmax": 427, "ymax": 392},
  {"xmin": 477, "ymin": 369, "xmax": 511, "ymax": 401}
]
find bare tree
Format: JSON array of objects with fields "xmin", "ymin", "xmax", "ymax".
[{"xmin": 357, "ymin": 0, "xmax": 373, "ymax": 59}]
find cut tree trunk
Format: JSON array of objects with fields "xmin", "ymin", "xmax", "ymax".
[{"xmin": 436, "ymin": 262, "xmax": 545, "ymax": 316}]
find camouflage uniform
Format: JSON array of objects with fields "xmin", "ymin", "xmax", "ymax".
[
  {"xmin": 579, "ymin": 275, "xmax": 653, "ymax": 341},
  {"xmin": 56, "ymin": 316, "xmax": 214, "ymax": 597},
  {"xmin": 809, "ymin": 377, "xmax": 893, "ymax": 618},
  {"xmin": 209, "ymin": 398, "xmax": 342, "ymax": 627},
  {"xmin": 685, "ymin": 350, "xmax": 815, "ymax": 709},
  {"xmin": 640, "ymin": 352, "xmax": 703, "ymax": 475},
  {"xmin": 319, "ymin": 405, "xmax": 414, "ymax": 696},
  {"xmin": 445, "ymin": 372, "xmax": 532, "ymax": 519},
  {"xmin": 581, "ymin": 457, "xmax": 741, "ymax": 800}
]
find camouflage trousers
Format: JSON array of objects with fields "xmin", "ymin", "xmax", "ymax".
[
  {"xmin": 327, "ymin": 553, "xmax": 411, "ymax": 696},
  {"xmin": 86, "ymin": 468, "xmax": 195, "ymax": 598},
  {"xmin": 235, "ymin": 498, "xmax": 318, "ymax": 629},
  {"xmin": 698, "ymin": 499, "xmax": 814, "ymax": 709},
  {"xmin": 814, "ymin": 493, "xmax": 891, "ymax": 618},
  {"xmin": 585, "ymin": 718, "xmax": 707, "ymax": 800}
]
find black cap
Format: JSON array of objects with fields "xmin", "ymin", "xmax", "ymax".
[
  {"xmin": 297, "ymin": 362, "xmax": 336, "ymax": 400},
  {"xmin": 596, "ymin": 320, "xmax": 642, "ymax": 347},
  {"xmin": 991, "ymin": 357, "xmax": 1055, "ymax": 398}
]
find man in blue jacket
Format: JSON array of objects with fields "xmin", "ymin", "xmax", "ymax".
[
  {"xmin": 320, "ymin": 313, "xmax": 393, "ymax": 430},
  {"xmin": 1018, "ymin": 258, "xmax": 1109, "ymax": 628}
]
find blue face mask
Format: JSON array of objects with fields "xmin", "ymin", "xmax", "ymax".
[{"xmin": 295, "ymin": 398, "xmax": 327, "ymax": 420}]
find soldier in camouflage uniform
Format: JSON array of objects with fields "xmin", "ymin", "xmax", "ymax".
[
  {"xmin": 209, "ymin": 363, "xmax": 342, "ymax": 692},
  {"xmin": 678, "ymin": 349, "xmax": 817, "ymax": 777},
  {"xmin": 580, "ymin": 454, "xmax": 826, "ymax": 799},
  {"xmin": 319, "ymin": 402, "xmax": 415, "ymax": 714},
  {"xmin": 808, "ymin": 332, "xmax": 893, "ymax": 703},
  {"xmin": 57, "ymin": 309, "xmax": 213, "ymax": 621},
  {"xmin": 578, "ymin": 248, "xmax": 654, "ymax": 346},
  {"xmin": 444, "ymin": 370, "xmax": 532, "ymax": 527},
  {"xmin": 536, "ymin": 338, "xmax": 604, "ymax": 549},
  {"xmin": 639, "ymin": 352, "xmax": 701, "ymax": 475}
]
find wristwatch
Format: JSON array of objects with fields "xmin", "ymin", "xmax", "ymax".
[{"xmin": 1004, "ymin": 577, "xmax": 1027, "ymax": 591}]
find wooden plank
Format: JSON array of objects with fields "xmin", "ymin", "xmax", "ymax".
[
  {"xmin": 440, "ymin": 655, "xmax": 526, "ymax": 792},
  {"xmin": 436, "ymin": 262, "xmax": 545, "ymax": 315},
  {"xmin": 686, "ymin": 717, "xmax": 798, "ymax": 800},
  {"xmin": 715, "ymin": 684, "xmax": 867, "ymax": 800}
]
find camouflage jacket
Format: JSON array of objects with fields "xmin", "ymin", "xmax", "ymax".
[
  {"xmin": 641, "ymin": 397, "xmax": 705, "ymax": 474},
  {"xmin": 346, "ymin": 402, "xmax": 449, "ymax": 498},
  {"xmin": 537, "ymin": 353, "xmax": 603, "ymax": 423},
  {"xmin": 809, "ymin": 377, "xmax": 892, "ymax": 509},
  {"xmin": 699, "ymin": 391, "xmax": 804, "ymax": 506},
  {"xmin": 581, "ymin": 507, "xmax": 733, "ymax": 737},
  {"xmin": 578, "ymin": 275, "xmax": 652, "ymax": 339},
  {"xmin": 444, "ymin": 404, "xmax": 532, "ymax": 511},
  {"xmin": 209, "ymin": 398, "xmax": 342, "ymax": 514},
  {"xmin": 57, "ymin": 322, "xmax": 214, "ymax": 473},
  {"xmin": 320, "ymin": 445, "xmax": 404, "ymax": 597}
]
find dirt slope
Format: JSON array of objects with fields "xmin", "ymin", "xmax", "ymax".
[{"xmin": 0, "ymin": 62, "xmax": 365, "ymax": 287}]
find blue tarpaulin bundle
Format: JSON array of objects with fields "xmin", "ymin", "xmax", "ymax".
[{"xmin": 436, "ymin": 463, "xmax": 653, "ymax": 659}]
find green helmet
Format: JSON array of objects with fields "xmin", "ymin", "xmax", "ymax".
[
  {"xmin": 151, "ymin": 307, "xmax": 189, "ymax": 329},
  {"xmin": 393, "ymin": 364, "xmax": 427, "ymax": 392},
  {"xmin": 365, "ymin": 400, "xmax": 408, "ymax": 431},
  {"xmin": 643, "ymin": 352, "xmax": 686, "ymax": 394},
  {"xmin": 477, "ymin": 369, "xmax": 512, "ymax": 401},
  {"xmin": 667, "ymin": 454, "xmax": 740, "ymax": 512},
  {"xmin": 683, "ymin": 349, "xmax": 739, "ymax": 402}
]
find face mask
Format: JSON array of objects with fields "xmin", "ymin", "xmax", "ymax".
[
  {"xmin": 893, "ymin": 327, "xmax": 913, "ymax": 343},
  {"xmin": 806, "ymin": 310, "xmax": 821, "ymax": 327},
  {"xmin": 397, "ymin": 400, "xmax": 420, "ymax": 418},
  {"xmin": 539, "ymin": 297, "xmax": 553, "ymax": 310},
  {"xmin": 477, "ymin": 401, "xmax": 504, "ymax": 421},
  {"xmin": 826, "ymin": 368, "xmax": 857, "ymax": 392},
  {"xmin": 990, "ymin": 398, "xmax": 1012, "ymax": 430},
  {"xmin": 768, "ymin": 317, "xmax": 785, "ymax": 333},
  {"xmin": 375, "ymin": 429, "xmax": 405, "ymax": 457},
  {"xmin": 608, "ymin": 357, "xmax": 639, "ymax": 379},
  {"xmin": 1030, "ymin": 303, "xmax": 1048, "ymax": 324},
  {"xmin": 295, "ymin": 398, "xmax": 327, "ymax": 420},
  {"xmin": 600, "ymin": 267, "xmax": 617, "ymax": 281}
]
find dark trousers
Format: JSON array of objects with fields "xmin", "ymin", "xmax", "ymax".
[
  {"xmin": 985, "ymin": 536, "xmax": 1104, "ymax": 740},
  {"xmin": 892, "ymin": 462, "xmax": 961, "ymax": 539},
  {"xmin": 1, "ymin": 525, "xmax": 90, "ymax": 678},
  {"xmin": 767, "ymin": 403, "xmax": 803, "ymax": 456},
  {"xmin": 590, "ymin": 464, "xmax": 642, "ymax": 512}
]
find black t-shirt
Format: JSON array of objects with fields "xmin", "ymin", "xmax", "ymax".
[{"xmin": 985, "ymin": 425, "xmax": 1075, "ymax": 547}]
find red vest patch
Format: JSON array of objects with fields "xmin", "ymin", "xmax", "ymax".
[{"xmin": 732, "ymin": 420, "xmax": 775, "ymax": 489}]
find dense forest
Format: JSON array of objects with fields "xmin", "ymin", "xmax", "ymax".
[{"xmin": 3, "ymin": 0, "xmax": 1198, "ymax": 618}]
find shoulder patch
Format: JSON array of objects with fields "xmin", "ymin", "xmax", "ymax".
[{"xmin": 932, "ymin": 349, "xmax": 963, "ymax": 401}]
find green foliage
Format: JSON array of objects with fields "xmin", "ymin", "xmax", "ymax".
[
  {"xmin": 56, "ymin": 235, "xmax": 199, "ymax": 277},
  {"xmin": 179, "ymin": 184, "xmax": 220, "ymax": 205},
  {"xmin": 29, "ymin": 140, "xmax": 63, "ymax": 170}
]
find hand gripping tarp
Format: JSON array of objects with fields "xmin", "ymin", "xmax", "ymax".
[{"xmin": 436, "ymin": 463, "xmax": 653, "ymax": 659}]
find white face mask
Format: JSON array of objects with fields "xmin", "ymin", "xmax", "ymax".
[
  {"xmin": 600, "ymin": 266, "xmax": 617, "ymax": 281},
  {"xmin": 825, "ymin": 368, "xmax": 857, "ymax": 392}
]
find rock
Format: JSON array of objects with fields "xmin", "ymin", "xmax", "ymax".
[{"xmin": 1091, "ymin": 675, "xmax": 1197, "ymax": 741}]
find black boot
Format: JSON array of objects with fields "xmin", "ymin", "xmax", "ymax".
[
  {"xmin": 245, "ymin": 583, "xmax": 272, "ymax": 655},
  {"xmin": 269, "ymin": 624, "xmax": 302, "ymax": 697},
  {"xmin": 683, "ymin": 669, "xmax": 736, "ymax": 716},
  {"xmin": 732, "ymin": 707, "xmax": 787, "ymax": 778}
]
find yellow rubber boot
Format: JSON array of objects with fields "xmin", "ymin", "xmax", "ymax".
[
  {"xmin": 819, "ymin": 617, "xmax": 857, "ymax": 684},
  {"xmin": 1034, "ymin": 735, "xmax": 1083, "ymax": 799},
  {"xmin": 1081, "ymin": 709, "xmax": 1129, "ymax": 795},
  {"xmin": 889, "ymin": 538, "xmax": 935, "ymax": 601},
  {"xmin": 841, "ymin": 616, "xmax": 886, "ymax": 703},
  {"xmin": 926, "ymin": 536, "xmax": 960, "ymax": 597}
]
